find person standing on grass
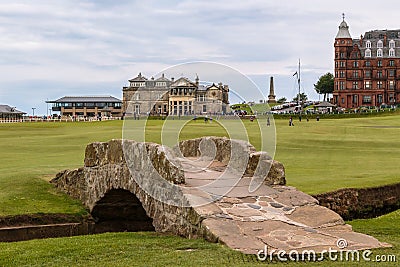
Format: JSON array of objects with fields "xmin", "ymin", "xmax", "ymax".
[
  {"xmin": 289, "ymin": 116, "xmax": 294, "ymax": 126},
  {"xmin": 267, "ymin": 116, "xmax": 270, "ymax": 126}
]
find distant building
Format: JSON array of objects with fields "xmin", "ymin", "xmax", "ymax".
[
  {"xmin": 333, "ymin": 16, "xmax": 400, "ymax": 108},
  {"xmin": 122, "ymin": 73, "xmax": 230, "ymax": 116},
  {"xmin": 0, "ymin": 105, "xmax": 25, "ymax": 120},
  {"xmin": 47, "ymin": 96, "xmax": 122, "ymax": 117}
]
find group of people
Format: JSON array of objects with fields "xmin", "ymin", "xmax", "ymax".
[{"xmin": 289, "ymin": 115, "xmax": 319, "ymax": 126}]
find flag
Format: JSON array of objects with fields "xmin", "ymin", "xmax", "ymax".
[{"xmin": 293, "ymin": 71, "xmax": 298, "ymax": 76}]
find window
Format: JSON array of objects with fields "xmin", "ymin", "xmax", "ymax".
[
  {"xmin": 96, "ymin": 102, "xmax": 106, "ymax": 107},
  {"xmin": 389, "ymin": 80, "xmax": 395, "ymax": 89},
  {"xmin": 363, "ymin": 95, "xmax": 372, "ymax": 103},
  {"xmin": 377, "ymin": 40, "xmax": 383, "ymax": 48},
  {"xmin": 202, "ymin": 105, "xmax": 207, "ymax": 113},
  {"xmin": 341, "ymin": 98, "xmax": 345, "ymax": 104},
  {"xmin": 377, "ymin": 70, "xmax": 383, "ymax": 78},
  {"xmin": 389, "ymin": 60, "xmax": 395, "ymax": 66},
  {"xmin": 365, "ymin": 81, "xmax": 371, "ymax": 89},
  {"xmin": 353, "ymin": 95, "xmax": 358, "ymax": 104},
  {"xmin": 366, "ymin": 41, "xmax": 372, "ymax": 48},
  {"xmin": 340, "ymin": 52, "xmax": 346, "ymax": 59},
  {"xmin": 389, "ymin": 48, "xmax": 395, "ymax": 57},
  {"xmin": 377, "ymin": 94, "xmax": 383, "ymax": 104},
  {"xmin": 365, "ymin": 70, "xmax": 371, "ymax": 78},
  {"xmin": 389, "ymin": 93, "xmax": 395, "ymax": 102},
  {"xmin": 377, "ymin": 81, "xmax": 383, "ymax": 89},
  {"xmin": 377, "ymin": 60, "xmax": 382, "ymax": 67},
  {"xmin": 134, "ymin": 104, "xmax": 140, "ymax": 114},
  {"xmin": 352, "ymin": 81, "xmax": 359, "ymax": 89},
  {"xmin": 353, "ymin": 71, "xmax": 359, "ymax": 78},
  {"xmin": 365, "ymin": 49, "xmax": 371, "ymax": 57},
  {"xmin": 335, "ymin": 62, "xmax": 338, "ymax": 68},
  {"xmin": 365, "ymin": 61, "xmax": 371, "ymax": 67},
  {"xmin": 389, "ymin": 69, "xmax": 395, "ymax": 77},
  {"xmin": 340, "ymin": 61, "xmax": 346, "ymax": 67},
  {"xmin": 340, "ymin": 71, "xmax": 345, "ymax": 78},
  {"xmin": 389, "ymin": 40, "xmax": 395, "ymax": 48},
  {"xmin": 156, "ymin": 82, "xmax": 166, "ymax": 87},
  {"xmin": 377, "ymin": 49, "xmax": 383, "ymax": 57},
  {"xmin": 340, "ymin": 81, "xmax": 345, "ymax": 90},
  {"xmin": 135, "ymin": 94, "xmax": 140, "ymax": 101},
  {"xmin": 353, "ymin": 61, "xmax": 359, "ymax": 67}
]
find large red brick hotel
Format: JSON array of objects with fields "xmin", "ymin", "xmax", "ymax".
[{"xmin": 333, "ymin": 16, "xmax": 400, "ymax": 108}]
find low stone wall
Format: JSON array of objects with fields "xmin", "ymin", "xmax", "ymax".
[{"xmin": 313, "ymin": 183, "xmax": 400, "ymax": 220}]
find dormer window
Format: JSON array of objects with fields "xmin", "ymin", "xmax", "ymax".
[
  {"xmin": 365, "ymin": 49, "xmax": 371, "ymax": 57},
  {"xmin": 377, "ymin": 48, "xmax": 383, "ymax": 57},
  {"xmin": 389, "ymin": 40, "xmax": 395, "ymax": 48},
  {"xmin": 389, "ymin": 48, "xmax": 395, "ymax": 57},
  {"xmin": 377, "ymin": 40, "xmax": 383, "ymax": 48},
  {"xmin": 366, "ymin": 41, "xmax": 371, "ymax": 48}
]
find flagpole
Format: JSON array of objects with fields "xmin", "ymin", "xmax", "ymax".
[{"xmin": 297, "ymin": 59, "xmax": 301, "ymax": 109}]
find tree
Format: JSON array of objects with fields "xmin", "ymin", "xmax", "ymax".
[
  {"xmin": 314, "ymin": 72, "xmax": 334, "ymax": 101},
  {"xmin": 292, "ymin": 93, "xmax": 308, "ymax": 103},
  {"xmin": 277, "ymin": 97, "xmax": 287, "ymax": 103}
]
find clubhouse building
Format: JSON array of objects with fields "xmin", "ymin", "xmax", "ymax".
[
  {"xmin": 122, "ymin": 73, "xmax": 230, "ymax": 116},
  {"xmin": 47, "ymin": 96, "xmax": 122, "ymax": 117},
  {"xmin": 0, "ymin": 104, "xmax": 26, "ymax": 120},
  {"xmin": 333, "ymin": 17, "xmax": 400, "ymax": 108}
]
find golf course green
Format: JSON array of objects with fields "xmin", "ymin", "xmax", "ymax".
[{"xmin": 0, "ymin": 115, "xmax": 398, "ymax": 266}]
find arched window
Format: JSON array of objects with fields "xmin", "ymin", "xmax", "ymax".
[
  {"xmin": 377, "ymin": 48, "xmax": 383, "ymax": 57},
  {"xmin": 377, "ymin": 40, "xmax": 383, "ymax": 48},
  {"xmin": 365, "ymin": 49, "xmax": 371, "ymax": 57},
  {"xmin": 366, "ymin": 41, "xmax": 371, "ymax": 48},
  {"xmin": 389, "ymin": 40, "xmax": 395, "ymax": 48},
  {"xmin": 389, "ymin": 48, "xmax": 395, "ymax": 57}
]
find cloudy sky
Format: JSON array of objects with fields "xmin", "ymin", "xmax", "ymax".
[{"xmin": 1, "ymin": 0, "xmax": 400, "ymax": 115}]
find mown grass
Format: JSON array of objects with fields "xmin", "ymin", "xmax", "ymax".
[
  {"xmin": 0, "ymin": 116, "xmax": 399, "ymax": 266},
  {"xmin": 0, "ymin": 116, "xmax": 399, "ymax": 213}
]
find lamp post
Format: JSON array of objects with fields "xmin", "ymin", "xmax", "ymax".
[{"xmin": 32, "ymin": 107, "xmax": 36, "ymax": 116}]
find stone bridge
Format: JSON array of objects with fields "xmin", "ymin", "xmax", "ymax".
[{"xmin": 52, "ymin": 137, "xmax": 389, "ymax": 254}]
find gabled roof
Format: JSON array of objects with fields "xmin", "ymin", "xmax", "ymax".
[
  {"xmin": 0, "ymin": 105, "xmax": 26, "ymax": 114},
  {"xmin": 46, "ymin": 96, "xmax": 121, "ymax": 103},
  {"xmin": 129, "ymin": 72, "xmax": 148, "ymax": 82},
  {"xmin": 170, "ymin": 77, "xmax": 197, "ymax": 88},
  {"xmin": 207, "ymin": 83, "xmax": 219, "ymax": 90},
  {"xmin": 155, "ymin": 73, "xmax": 170, "ymax": 82}
]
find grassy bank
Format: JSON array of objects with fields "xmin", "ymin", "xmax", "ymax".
[{"xmin": 0, "ymin": 210, "xmax": 398, "ymax": 266}]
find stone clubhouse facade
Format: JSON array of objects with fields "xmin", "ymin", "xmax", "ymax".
[{"xmin": 122, "ymin": 73, "xmax": 230, "ymax": 116}]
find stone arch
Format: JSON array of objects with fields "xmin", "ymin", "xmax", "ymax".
[{"xmin": 91, "ymin": 188, "xmax": 155, "ymax": 233}]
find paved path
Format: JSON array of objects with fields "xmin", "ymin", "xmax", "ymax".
[{"xmin": 179, "ymin": 157, "xmax": 390, "ymax": 254}]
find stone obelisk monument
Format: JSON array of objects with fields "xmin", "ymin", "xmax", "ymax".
[{"xmin": 268, "ymin": 76, "xmax": 277, "ymax": 103}]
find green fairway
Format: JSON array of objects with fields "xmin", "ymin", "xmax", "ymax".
[
  {"xmin": 0, "ymin": 116, "xmax": 400, "ymax": 214},
  {"xmin": 0, "ymin": 116, "xmax": 399, "ymax": 266}
]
